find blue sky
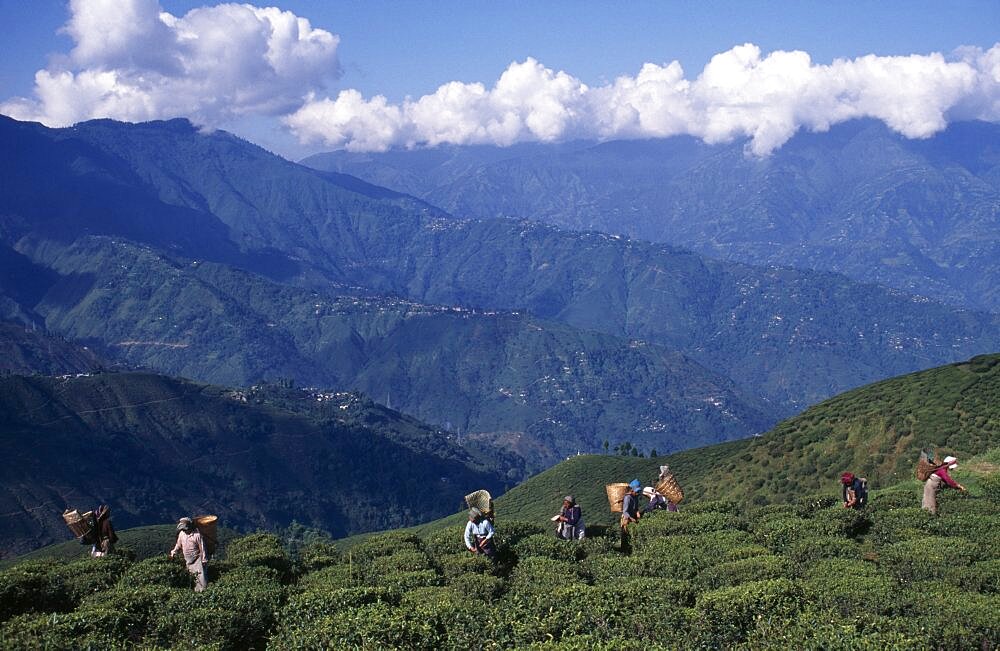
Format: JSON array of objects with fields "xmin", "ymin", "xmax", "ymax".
[{"xmin": 2, "ymin": 0, "xmax": 999, "ymax": 159}]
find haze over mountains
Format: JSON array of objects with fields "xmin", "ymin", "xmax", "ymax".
[
  {"xmin": 2, "ymin": 114, "xmax": 1000, "ymax": 474},
  {"xmin": 305, "ymin": 120, "xmax": 1000, "ymax": 313}
]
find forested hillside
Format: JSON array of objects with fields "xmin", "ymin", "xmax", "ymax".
[{"xmin": 0, "ymin": 372, "xmax": 512, "ymax": 557}]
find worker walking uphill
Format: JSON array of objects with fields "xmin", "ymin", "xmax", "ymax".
[
  {"xmin": 922, "ymin": 455, "xmax": 966, "ymax": 515},
  {"xmin": 171, "ymin": 517, "xmax": 208, "ymax": 592},
  {"xmin": 464, "ymin": 508, "xmax": 497, "ymax": 561}
]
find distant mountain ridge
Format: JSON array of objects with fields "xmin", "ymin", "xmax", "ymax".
[
  {"xmin": 304, "ymin": 120, "xmax": 1000, "ymax": 312},
  {"xmin": 2, "ymin": 115, "xmax": 1000, "ymax": 461},
  {"xmin": 0, "ymin": 371, "xmax": 510, "ymax": 557}
]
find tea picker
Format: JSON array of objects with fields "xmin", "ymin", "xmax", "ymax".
[{"xmin": 62, "ymin": 504, "xmax": 118, "ymax": 557}]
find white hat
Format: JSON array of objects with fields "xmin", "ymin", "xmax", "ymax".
[
  {"xmin": 642, "ymin": 487, "xmax": 658, "ymax": 498},
  {"xmin": 943, "ymin": 455, "xmax": 957, "ymax": 465}
]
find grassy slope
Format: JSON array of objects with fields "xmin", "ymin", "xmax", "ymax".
[{"xmin": 334, "ymin": 352, "xmax": 1000, "ymax": 545}]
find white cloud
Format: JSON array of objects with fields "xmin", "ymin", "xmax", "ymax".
[
  {"xmin": 286, "ymin": 43, "xmax": 1000, "ymax": 156},
  {"xmin": 1, "ymin": 0, "xmax": 339, "ymax": 127},
  {"xmin": 3, "ymin": 3, "xmax": 997, "ymax": 157}
]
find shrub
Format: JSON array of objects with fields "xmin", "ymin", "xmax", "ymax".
[
  {"xmin": 225, "ymin": 533, "xmax": 292, "ymax": 580},
  {"xmin": 722, "ymin": 544, "xmax": 771, "ymax": 561},
  {"xmin": 802, "ymin": 559, "xmax": 896, "ymax": 617},
  {"xmin": 697, "ymin": 555, "xmax": 795, "ymax": 590},
  {"xmin": 298, "ymin": 541, "xmax": 341, "ymax": 572},
  {"xmin": 630, "ymin": 512, "xmax": 740, "ymax": 547},
  {"xmin": 808, "ymin": 507, "xmax": 869, "ymax": 538},
  {"xmin": 588, "ymin": 544, "xmax": 707, "ymax": 583},
  {"xmin": 494, "ymin": 520, "xmax": 548, "ymax": 547},
  {"xmin": 47, "ymin": 556, "xmax": 132, "ymax": 605},
  {"xmin": 889, "ymin": 582, "xmax": 1000, "ymax": 648},
  {"xmin": 791, "ymin": 494, "xmax": 841, "ymax": 515},
  {"xmin": 692, "ymin": 578, "xmax": 803, "ymax": 647},
  {"xmin": 268, "ymin": 600, "xmax": 488, "ymax": 650},
  {"xmin": 866, "ymin": 507, "xmax": 933, "ymax": 546},
  {"xmin": 507, "ymin": 557, "xmax": 584, "ymax": 595},
  {"xmin": 0, "ymin": 560, "xmax": 70, "ymax": 622},
  {"xmin": 494, "ymin": 583, "xmax": 691, "ymax": 646},
  {"xmin": 512, "ymin": 534, "xmax": 585, "ymax": 562},
  {"xmin": 277, "ymin": 586, "xmax": 401, "ymax": 633},
  {"xmin": 118, "ymin": 555, "xmax": 190, "ymax": 589},
  {"xmin": 879, "ymin": 537, "xmax": 981, "ymax": 583},
  {"xmin": 448, "ymin": 573, "xmax": 504, "ymax": 601},
  {"xmin": 372, "ymin": 549, "xmax": 433, "ymax": 574},
  {"xmin": 751, "ymin": 516, "xmax": 813, "ymax": 548},
  {"xmin": 958, "ymin": 559, "xmax": 1000, "ymax": 594},
  {"xmin": 981, "ymin": 473, "xmax": 1000, "ymax": 505},
  {"xmin": 151, "ymin": 565, "xmax": 284, "ymax": 649},
  {"xmin": 925, "ymin": 514, "xmax": 1000, "ymax": 552},
  {"xmin": 297, "ymin": 563, "xmax": 357, "ymax": 591},
  {"xmin": 0, "ymin": 607, "xmax": 134, "ymax": 650},
  {"xmin": 870, "ymin": 490, "xmax": 917, "ymax": 511},
  {"xmin": 423, "ymin": 525, "xmax": 468, "ymax": 558},
  {"xmin": 681, "ymin": 499, "xmax": 741, "ymax": 515},
  {"xmin": 743, "ymin": 609, "xmax": 924, "ymax": 650},
  {"xmin": 787, "ymin": 536, "xmax": 859, "ymax": 565},
  {"xmin": 371, "ymin": 569, "xmax": 442, "ymax": 592},
  {"xmin": 350, "ymin": 532, "xmax": 424, "ymax": 559},
  {"xmin": 437, "ymin": 552, "xmax": 492, "ymax": 580}
]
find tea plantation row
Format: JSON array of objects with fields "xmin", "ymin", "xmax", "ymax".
[{"xmin": 2, "ymin": 479, "xmax": 998, "ymax": 649}]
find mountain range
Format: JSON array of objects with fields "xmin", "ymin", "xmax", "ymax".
[
  {"xmin": 305, "ymin": 120, "xmax": 1000, "ymax": 313},
  {"xmin": 3, "ymin": 115, "xmax": 1000, "ymax": 465}
]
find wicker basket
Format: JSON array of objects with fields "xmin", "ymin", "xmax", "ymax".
[
  {"xmin": 655, "ymin": 470, "xmax": 685, "ymax": 504},
  {"xmin": 62, "ymin": 509, "xmax": 94, "ymax": 539},
  {"xmin": 194, "ymin": 515, "xmax": 218, "ymax": 556},
  {"xmin": 465, "ymin": 490, "xmax": 493, "ymax": 514},
  {"xmin": 606, "ymin": 483, "xmax": 628, "ymax": 512},
  {"xmin": 915, "ymin": 457, "xmax": 941, "ymax": 481}
]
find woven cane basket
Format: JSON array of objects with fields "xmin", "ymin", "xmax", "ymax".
[
  {"xmin": 655, "ymin": 473, "xmax": 685, "ymax": 504},
  {"xmin": 465, "ymin": 490, "xmax": 493, "ymax": 513},
  {"xmin": 194, "ymin": 515, "xmax": 219, "ymax": 556},
  {"xmin": 915, "ymin": 457, "xmax": 940, "ymax": 481},
  {"xmin": 62, "ymin": 509, "xmax": 94, "ymax": 539},
  {"xmin": 606, "ymin": 483, "xmax": 628, "ymax": 512}
]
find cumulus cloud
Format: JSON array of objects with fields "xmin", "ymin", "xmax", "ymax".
[
  {"xmin": 285, "ymin": 43, "xmax": 1000, "ymax": 156},
  {"xmin": 1, "ymin": 0, "xmax": 339, "ymax": 127}
]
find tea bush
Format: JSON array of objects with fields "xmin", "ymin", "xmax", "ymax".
[
  {"xmin": 697, "ymin": 554, "xmax": 796, "ymax": 590},
  {"xmin": 118, "ymin": 555, "xmax": 190, "ymax": 588},
  {"xmin": 224, "ymin": 533, "xmax": 292, "ymax": 580},
  {"xmin": 507, "ymin": 557, "xmax": 585, "ymax": 595},
  {"xmin": 866, "ymin": 507, "xmax": 933, "ymax": 546},
  {"xmin": 513, "ymin": 533, "xmax": 585, "ymax": 562},
  {"xmin": 959, "ymin": 558, "xmax": 1000, "ymax": 594},
  {"xmin": 48, "ymin": 555, "xmax": 131, "ymax": 604},
  {"xmin": 787, "ymin": 535, "xmax": 859, "ymax": 564},
  {"xmin": 879, "ymin": 536, "xmax": 981, "ymax": 583},
  {"xmin": 437, "ymin": 551, "xmax": 493, "ymax": 580},
  {"xmin": 0, "ymin": 560, "xmax": 70, "ymax": 621},
  {"xmin": 751, "ymin": 516, "xmax": 814, "ymax": 548},
  {"xmin": 692, "ymin": 578, "xmax": 804, "ymax": 647},
  {"xmin": 448, "ymin": 572, "xmax": 504, "ymax": 600},
  {"xmin": 151, "ymin": 565, "xmax": 285, "ymax": 649},
  {"xmin": 297, "ymin": 541, "xmax": 341, "ymax": 572}
]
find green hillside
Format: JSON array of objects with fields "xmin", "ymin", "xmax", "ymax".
[
  {"xmin": 2, "ymin": 460, "xmax": 996, "ymax": 649},
  {"xmin": 368, "ymin": 352, "xmax": 1000, "ymax": 540}
]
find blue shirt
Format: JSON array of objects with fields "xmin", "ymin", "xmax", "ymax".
[{"xmin": 464, "ymin": 519, "xmax": 495, "ymax": 550}]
